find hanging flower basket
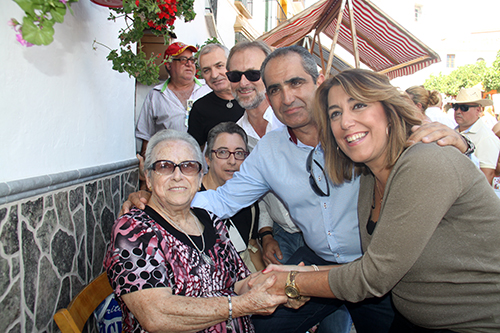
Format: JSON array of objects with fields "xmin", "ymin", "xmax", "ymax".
[{"xmin": 93, "ymin": 0, "xmax": 196, "ymax": 85}]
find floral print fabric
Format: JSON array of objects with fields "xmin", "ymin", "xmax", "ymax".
[{"xmin": 104, "ymin": 206, "xmax": 254, "ymax": 333}]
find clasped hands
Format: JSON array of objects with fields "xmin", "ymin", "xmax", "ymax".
[{"xmin": 247, "ymin": 263, "xmax": 312, "ymax": 309}]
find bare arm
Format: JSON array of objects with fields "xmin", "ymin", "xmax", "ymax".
[
  {"xmin": 481, "ymin": 167, "xmax": 496, "ymax": 185},
  {"xmin": 250, "ymin": 264, "xmax": 336, "ymax": 298},
  {"xmin": 407, "ymin": 122, "xmax": 468, "ymax": 153},
  {"xmin": 122, "ymin": 275, "xmax": 287, "ymax": 333}
]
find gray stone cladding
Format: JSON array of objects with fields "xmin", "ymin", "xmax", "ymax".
[{"xmin": 0, "ymin": 170, "xmax": 138, "ymax": 332}]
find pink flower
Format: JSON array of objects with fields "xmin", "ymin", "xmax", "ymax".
[
  {"xmin": 16, "ymin": 33, "xmax": 34, "ymax": 47},
  {"xmin": 59, "ymin": 0, "xmax": 67, "ymax": 4}
]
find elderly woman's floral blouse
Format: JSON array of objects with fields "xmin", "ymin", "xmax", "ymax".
[{"xmin": 104, "ymin": 206, "xmax": 253, "ymax": 333}]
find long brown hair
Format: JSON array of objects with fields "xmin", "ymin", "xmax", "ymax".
[{"xmin": 314, "ymin": 69, "xmax": 422, "ymax": 184}]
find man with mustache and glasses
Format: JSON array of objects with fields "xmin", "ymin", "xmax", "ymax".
[
  {"xmin": 447, "ymin": 86, "xmax": 500, "ymax": 185},
  {"xmin": 188, "ymin": 44, "xmax": 245, "ymax": 149},
  {"xmin": 136, "ymin": 42, "xmax": 211, "ymax": 156}
]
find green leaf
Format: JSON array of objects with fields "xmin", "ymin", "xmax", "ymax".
[
  {"xmin": 51, "ymin": 6, "xmax": 67, "ymax": 23},
  {"xmin": 13, "ymin": 0, "xmax": 35, "ymax": 13},
  {"xmin": 22, "ymin": 17, "xmax": 55, "ymax": 45}
]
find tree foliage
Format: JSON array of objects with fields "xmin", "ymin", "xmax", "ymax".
[{"xmin": 424, "ymin": 50, "xmax": 500, "ymax": 96}]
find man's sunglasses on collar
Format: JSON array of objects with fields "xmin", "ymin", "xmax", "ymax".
[
  {"xmin": 452, "ymin": 104, "xmax": 479, "ymax": 112},
  {"xmin": 226, "ymin": 70, "xmax": 261, "ymax": 83}
]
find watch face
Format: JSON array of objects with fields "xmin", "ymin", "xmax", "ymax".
[{"xmin": 285, "ymin": 286, "xmax": 300, "ymax": 299}]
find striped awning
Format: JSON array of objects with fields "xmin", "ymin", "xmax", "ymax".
[{"xmin": 257, "ymin": 0, "xmax": 440, "ymax": 80}]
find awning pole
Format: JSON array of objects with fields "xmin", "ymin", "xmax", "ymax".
[
  {"xmin": 310, "ymin": 31, "xmax": 318, "ymax": 54},
  {"xmin": 347, "ymin": 0, "xmax": 360, "ymax": 68},
  {"xmin": 317, "ymin": 33, "xmax": 326, "ymax": 75},
  {"xmin": 325, "ymin": 0, "xmax": 347, "ymax": 79}
]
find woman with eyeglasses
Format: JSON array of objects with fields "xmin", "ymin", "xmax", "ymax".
[
  {"xmin": 202, "ymin": 122, "xmax": 265, "ymax": 273},
  {"xmin": 256, "ymin": 69, "xmax": 500, "ymax": 332},
  {"xmin": 104, "ymin": 129, "xmax": 287, "ymax": 333}
]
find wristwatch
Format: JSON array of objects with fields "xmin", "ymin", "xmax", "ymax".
[
  {"xmin": 461, "ymin": 134, "xmax": 476, "ymax": 156},
  {"xmin": 285, "ymin": 271, "xmax": 301, "ymax": 299}
]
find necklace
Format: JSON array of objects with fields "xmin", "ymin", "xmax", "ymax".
[
  {"xmin": 226, "ymin": 100, "xmax": 233, "ymax": 108},
  {"xmin": 164, "ymin": 211, "xmax": 215, "ymax": 266}
]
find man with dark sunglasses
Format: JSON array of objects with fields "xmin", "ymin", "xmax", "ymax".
[
  {"xmin": 447, "ymin": 86, "xmax": 500, "ymax": 184},
  {"xmin": 123, "ymin": 46, "xmax": 474, "ymax": 332},
  {"xmin": 136, "ymin": 42, "xmax": 211, "ymax": 156}
]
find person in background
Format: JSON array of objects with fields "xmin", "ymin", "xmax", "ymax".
[
  {"xmin": 105, "ymin": 129, "xmax": 287, "ymax": 333},
  {"xmin": 406, "ymin": 85, "xmax": 456, "ymax": 128},
  {"xmin": 136, "ymin": 42, "xmax": 211, "ymax": 155},
  {"xmin": 121, "ymin": 46, "xmax": 474, "ymax": 333},
  {"xmin": 491, "ymin": 120, "xmax": 500, "ymax": 197},
  {"xmin": 259, "ymin": 68, "xmax": 500, "ymax": 333},
  {"xmin": 446, "ymin": 86, "xmax": 500, "ymax": 185},
  {"xmin": 202, "ymin": 122, "xmax": 264, "ymax": 272},
  {"xmin": 188, "ymin": 44, "xmax": 245, "ymax": 149}
]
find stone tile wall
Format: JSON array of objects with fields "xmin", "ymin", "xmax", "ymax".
[{"xmin": 0, "ymin": 170, "xmax": 138, "ymax": 332}]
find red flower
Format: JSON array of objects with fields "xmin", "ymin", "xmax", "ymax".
[{"xmin": 135, "ymin": 0, "xmax": 139, "ymax": 5}]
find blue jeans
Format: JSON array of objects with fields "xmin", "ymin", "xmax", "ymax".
[
  {"xmin": 252, "ymin": 246, "xmax": 395, "ymax": 333},
  {"xmin": 272, "ymin": 224, "xmax": 352, "ymax": 333},
  {"xmin": 272, "ymin": 222, "xmax": 305, "ymax": 264}
]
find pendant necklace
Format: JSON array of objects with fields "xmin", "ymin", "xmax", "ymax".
[
  {"xmin": 164, "ymin": 211, "xmax": 215, "ymax": 266},
  {"xmin": 226, "ymin": 100, "xmax": 233, "ymax": 109}
]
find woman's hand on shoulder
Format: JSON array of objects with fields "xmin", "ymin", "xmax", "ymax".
[{"xmin": 120, "ymin": 190, "xmax": 151, "ymax": 215}]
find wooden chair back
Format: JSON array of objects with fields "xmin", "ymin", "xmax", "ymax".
[{"xmin": 54, "ymin": 272, "xmax": 114, "ymax": 333}]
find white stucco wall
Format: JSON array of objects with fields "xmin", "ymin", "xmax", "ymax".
[{"xmin": 1, "ymin": 0, "xmax": 136, "ymax": 183}]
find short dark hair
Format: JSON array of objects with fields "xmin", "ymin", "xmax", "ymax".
[
  {"xmin": 205, "ymin": 122, "xmax": 249, "ymax": 160},
  {"xmin": 261, "ymin": 45, "xmax": 319, "ymax": 87},
  {"xmin": 226, "ymin": 41, "xmax": 272, "ymax": 71}
]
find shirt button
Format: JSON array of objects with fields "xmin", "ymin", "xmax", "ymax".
[
  {"xmin": 323, "ymin": 203, "xmax": 327, "ymax": 209},
  {"xmin": 328, "ymin": 232, "xmax": 331, "ymax": 236},
  {"xmin": 336, "ymin": 254, "xmax": 340, "ymax": 258}
]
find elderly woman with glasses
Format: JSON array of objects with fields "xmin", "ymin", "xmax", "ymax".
[
  {"xmin": 202, "ymin": 122, "xmax": 265, "ymax": 273},
  {"xmin": 104, "ymin": 129, "xmax": 287, "ymax": 333},
  {"xmin": 256, "ymin": 69, "xmax": 500, "ymax": 332}
]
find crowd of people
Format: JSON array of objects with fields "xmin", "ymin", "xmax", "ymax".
[{"xmin": 104, "ymin": 40, "xmax": 500, "ymax": 333}]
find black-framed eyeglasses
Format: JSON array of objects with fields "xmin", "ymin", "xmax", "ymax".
[
  {"xmin": 226, "ymin": 70, "xmax": 261, "ymax": 83},
  {"xmin": 172, "ymin": 56, "xmax": 196, "ymax": 65},
  {"xmin": 149, "ymin": 160, "xmax": 202, "ymax": 176},
  {"xmin": 306, "ymin": 150, "xmax": 330, "ymax": 197},
  {"xmin": 452, "ymin": 104, "xmax": 479, "ymax": 112},
  {"xmin": 211, "ymin": 149, "xmax": 249, "ymax": 160}
]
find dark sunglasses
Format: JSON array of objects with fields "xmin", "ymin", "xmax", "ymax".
[
  {"xmin": 226, "ymin": 70, "xmax": 261, "ymax": 83},
  {"xmin": 149, "ymin": 160, "xmax": 202, "ymax": 176},
  {"xmin": 306, "ymin": 150, "xmax": 330, "ymax": 197},
  {"xmin": 452, "ymin": 104, "xmax": 479, "ymax": 112},
  {"xmin": 211, "ymin": 149, "xmax": 249, "ymax": 160}
]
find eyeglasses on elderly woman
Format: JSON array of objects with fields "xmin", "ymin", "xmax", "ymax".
[{"xmin": 149, "ymin": 160, "xmax": 202, "ymax": 176}]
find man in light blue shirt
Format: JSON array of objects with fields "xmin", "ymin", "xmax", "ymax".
[{"xmin": 123, "ymin": 46, "xmax": 472, "ymax": 332}]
